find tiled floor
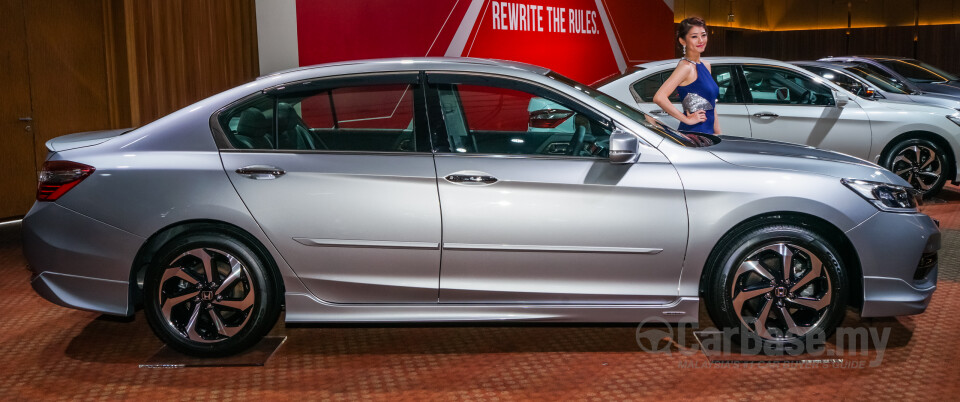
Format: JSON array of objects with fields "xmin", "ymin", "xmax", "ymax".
[{"xmin": 2, "ymin": 187, "xmax": 959, "ymax": 400}]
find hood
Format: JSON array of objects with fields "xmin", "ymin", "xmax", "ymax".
[
  {"xmin": 45, "ymin": 128, "xmax": 132, "ymax": 152},
  {"xmin": 708, "ymin": 136, "xmax": 907, "ymax": 185},
  {"xmin": 907, "ymin": 92, "xmax": 960, "ymax": 110},
  {"xmin": 917, "ymin": 82, "xmax": 960, "ymax": 98}
]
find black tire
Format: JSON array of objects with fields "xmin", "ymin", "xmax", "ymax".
[
  {"xmin": 881, "ymin": 137, "xmax": 948, "ymax": 198},
  {"xmin": 705, "ymin": 224, "xmax": 847, "ymax": 354},
  {"xmin": 143, "ymin": 232, "xmax": 281, "ymax": 357}
]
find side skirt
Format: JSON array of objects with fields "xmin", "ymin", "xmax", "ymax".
[{"xmin": 284, "ymin": 292, "xmax": 699, "ymax": 324}]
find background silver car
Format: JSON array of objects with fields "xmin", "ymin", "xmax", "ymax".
[
  {"xmin": 793, "ymin": 60, "xmax": 960, "ymax": 110},
  {"xmin": 598, "ymin": 57, "xmax": 960, "ymax": 196},
  {"xmin": 818, "ymin": 56, "xmax": 960, "ymax": 99},
  {"xmin": 24, "ymin": 58, "xmax": 939, "ymax": 356}
]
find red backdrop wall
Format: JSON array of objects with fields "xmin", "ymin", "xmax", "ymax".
[{"xmin": 294, "ymin": 0, "xmax": 674, "ymax": 84}]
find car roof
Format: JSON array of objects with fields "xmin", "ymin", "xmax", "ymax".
[
  {"xmin": 791, "ymin": 60, "xmax": 864, "ymax": 69},
  {"xmin": 635, "ymin": 57, "xmax": 795, "ymax": 70},
  {"xmin": 258, "ymin": 57, "xmax": 552, "ymax": 80}
]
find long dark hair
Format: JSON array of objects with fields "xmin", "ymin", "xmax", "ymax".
[{"xmin": 677, "ymin": 17, "xmax": 706, "ymax": 47}]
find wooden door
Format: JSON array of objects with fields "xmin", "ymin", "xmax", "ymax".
[
  {"xmin": 0, "ymin": 0, "xmax": 37, "ymax": 219},
  {"xmin": 23, "ymin": 0, "xmax": 112, "ymax": 169}
]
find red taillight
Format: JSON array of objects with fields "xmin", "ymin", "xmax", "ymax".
[
  {"xmin": 529, "ymin": 109, "xmax": 574, "ymax": 129},
  {"xmin": 36, "ymin": 160, "xmax": 95, "ymax": 201}
]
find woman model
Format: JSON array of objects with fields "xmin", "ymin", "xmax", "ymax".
[{"xmin": 653, "ymin": 17, "xmax": 721, "ymax": 135}]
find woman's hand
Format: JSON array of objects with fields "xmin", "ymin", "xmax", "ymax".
[{"xmin": 682, "ymin": 110, "xmax": 707, "ymax": 125}]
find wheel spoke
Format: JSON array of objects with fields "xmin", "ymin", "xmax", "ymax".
[
  {"xmin": 779, "ymin": 305, "xmax": 811, "ymax": 336},
  {"xmin": 185, "ymin": 303, "xmax": 204, "ymax": 341},
  {"xmin": 214, "ymin": 290, "xmax": 254, "ymax": 311},
  {"xmin": 161, "ymin": 266, "xmax": 200, "ymax": 285},
  {"xmin": 208, "ymin": 308, "xmax": 227, "ymax": 336},
  {"xmin": 894, "ymin": 167, "xmax": 911, "ymax": 175},
  {"xmin": 917, "ymin": 176, "xmax": 933, "ymax": 190},
  {"xmin": 733, "ymin": 285, "xmax": 775, "ymax": 315},
  {"xmin": 753, "ymin": 298, "xmax": 774, "ymax": 339},
  {"xmin": 787, "ymin": 292, "xmax": 832, "ymax": 311},
  {"xmin": 892, "ymin": 155, "xmax": 912, "ymax": 166},
  {"xmin": 735, "ymin": 260, "xmax": 776, "ymax": 281},
  {"xmin": 160, "ymin": 291, "xmax": 199, "ymax": 319},
  {"xmin": 920, "ymin": 148, "xmax": 936, "ymax": 169},
  {"xmin": 182, "ymin": 249, "xmax": 216, "ymax": 283},
  {"xmin": 215, "ymin": 255, "xmax": 244, "ymax": 296},
  {"xmin": 777, "ymin": 243, "xmax": 794, "ymax": 282}
]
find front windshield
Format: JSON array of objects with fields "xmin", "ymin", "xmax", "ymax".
[
  {"xmin": 876, "ymin": 58, "xmax": 959, "ymax": 84},
  {"xmin": 842, "ymin": 64, "xmax": 911, "ymax": 94},
  {"xmin": 546, "ymin": 71, "xmax": 710, "ymax": 147}
]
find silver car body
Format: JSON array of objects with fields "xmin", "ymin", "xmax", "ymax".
[
  {"xmin": 793, "ymin": 61, "xmax": 960, "ymax": 111},
  {"xmin": 25, "ymin": 58, "xmax": 938, "ymax": 326},
  {"xmin": 598, "ymin": 57, "xmax": 960, "ymax": 180},
  {"xmin": 818, "ymin": 56, "xmax": 960, "ymax": 100}
]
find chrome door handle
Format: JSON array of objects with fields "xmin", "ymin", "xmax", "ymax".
[
  {"xmin": 445, "ymin": 174, "xmax": 498, "ymax": 184},
  {"xmin": 236, "ymin": 165, "xmax": 286, "ymax": 180},
  {"xmin": 650, "ymin": 110, "xmax": 668, "ymax": 116},
  {"xmin": 752, "ymin": 112, "xmax": 779, "ymax": 118}
]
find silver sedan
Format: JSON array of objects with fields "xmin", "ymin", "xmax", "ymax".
[{"xmin": 24, "ymin": 58, "xmax": 938, "ymax": 356}]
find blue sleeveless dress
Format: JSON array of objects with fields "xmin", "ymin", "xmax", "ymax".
[{"xmin": 676, "ymin": 61, "xmax": 719, "ymax": 134}]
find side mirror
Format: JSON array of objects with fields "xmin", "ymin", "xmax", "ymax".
[
  {"xmin": 835, "ymin": 91, "xmax": 849, "ymax": 108},
  {"xmin": 609, "ymin": 127, "xmax": 641, "ymax": 164}
]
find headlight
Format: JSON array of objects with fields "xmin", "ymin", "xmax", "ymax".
[
  {"xmin": 842, "ymin": 179, "xmax": 918, "ymax": 212},
  {"xmin": 948, "ymin": 114, "xmax": 960, "ymax": 127}
]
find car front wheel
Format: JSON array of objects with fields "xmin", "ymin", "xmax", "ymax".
[
  {"xmin": 705, "ymin": 224, "xmax": 848, "ymax": 352},
  {"xmin": 143, "ymin": 232, "xmax": 281, "ymax": 357},
  {"xmin": 882, "ymin": 138, "xmax": 947, "ymax": 197}
]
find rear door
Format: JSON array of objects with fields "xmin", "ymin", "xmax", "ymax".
[
  {"xmin": 426, "ymin": 72, "xmax": 688, "ymax": 304},
  {"xmin": 218, "ymin": 72, "xmax": 443, "ymax": 303}
]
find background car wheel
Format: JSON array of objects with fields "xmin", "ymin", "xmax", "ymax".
[
  {"xmin": 705, "ymin": 224, "xmax": 847, "ymax": 353},
  {"xmin": 143, "ymin": 232, "xmax": 281, "ymax": 357},
  {"xmin": 882, "ymin": 138, "xmax": 947, "ymax": 198}
]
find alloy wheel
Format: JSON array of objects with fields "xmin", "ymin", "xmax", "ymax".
[
  {"xmin": 730, "ymin": 243, "xmax": 833, "ymax": 340},
  {"xmin": 158, "ymin": 247, "xmax": 255, "ymax": 343},
  {"xmin": 891, "ymin": 145, "xmax": 942, "ymax": 192}
]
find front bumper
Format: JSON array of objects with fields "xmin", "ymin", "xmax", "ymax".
[
  {"xmin": 23, "ymin": 202, "xmax": 145, "ymax": 316},
  {"xmin": 846, "ymin": 211, "xmax": 939, "ymax": 317}
]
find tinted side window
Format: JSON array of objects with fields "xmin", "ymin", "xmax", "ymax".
[
  {"xmin": 436, "ymin": 83, "xmax": 611, "ymax": 157},
  {"xmin": 631, "ymin": 72, "xmax": 680, "ymax": 102},
  {"xmin": 219, "ymin": 96, "xmax": 276, "ymax": 149},
  {"xmin": 711, "ymin": 65, "xmax": 737, "ymax": 103},
  {"xmin": 277, "ymin": 84, "xmax": 418, "ymax": 152},
  {"xmin": 802, "ymin": 66, "xmax": 865, "ymax": 97},
  {"xmin": 742, "ymin": 66, "xmax": 834, "ymax": 106}
]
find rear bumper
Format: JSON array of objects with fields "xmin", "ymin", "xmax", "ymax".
[
  {"xmin": 23, "ymin": 202, "xmax": 144, "ymax": 316},
  {"xmin": 846, "ymin": 211, "xmax": 939, "ymax": 318},
  {"xmin": 30, "ymin": 272, "xmax": 131, "ymax": 315}
]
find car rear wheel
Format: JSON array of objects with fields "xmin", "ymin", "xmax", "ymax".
[
  {"xmin": 882, "ymin": 138, "xmax": 947, "ymax": 198},
  {"xmin": 705, "ymin": 224, "xmax": 847, "ymax": 353},
  {"xmin": 143, "ymin": 232, "xmax": 281, "ymax": 357}
]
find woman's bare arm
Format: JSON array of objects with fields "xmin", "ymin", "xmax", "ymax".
[{"xmin": 652, "ymin": 62, "xmax": 705, "ymax": 126}]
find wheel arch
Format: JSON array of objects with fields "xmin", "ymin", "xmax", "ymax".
[
  {"xmin": 878, "ymin": 130, "xmax": 957, "ymax": 182},
  {"xmin": 698, "ymin": 211, "xmax": 864, "ymax": 310},
  {"xmin": 128, "ymin": 219, "xmax": 285, "ymax": 309}
]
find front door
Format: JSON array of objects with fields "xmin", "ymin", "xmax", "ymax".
[
  {"xmin": 739, "ymin": 64, "xmax": 872, "ymax": 159},
  {"xmin": 426, "ymin": 73, "xmax": 688, "ymax": 304},
  {"xmin": 219, "ymin": 73, "xmax": 442, "ymax": 303}
]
